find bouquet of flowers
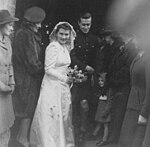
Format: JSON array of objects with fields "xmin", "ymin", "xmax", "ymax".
[{"xmin": 67, "ymin": 65, "xmax": 87, "ymax": 84}]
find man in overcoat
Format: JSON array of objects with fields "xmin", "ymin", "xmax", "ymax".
[{"xmin": 107, "ymin": 33, "xmax": 138, "ymax": 143}]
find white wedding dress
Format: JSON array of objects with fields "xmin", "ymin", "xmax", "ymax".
[{"xmin": 30, "ymin": 41, "xmax": 74, "ymax": 147}]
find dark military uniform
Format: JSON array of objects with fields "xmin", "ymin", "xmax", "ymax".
[
  {"xmin": 70, "ymin": 30, "xmax": 99, "ymax": 143},
  {"xmin": 71, "ymin": 30, "xmax": 99, "ymax": 70}
]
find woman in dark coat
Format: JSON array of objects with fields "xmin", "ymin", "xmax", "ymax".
[
  {"xmin": 118, "ymin": 48, "xmax": 150, "ymax": 147},
  {"xmin": 106, "ymin": 36, "xmax": 131, "ymax": 143},
  {"xmin": 12, "ymin": 7, "xmax": 45, "ymax": 147}
]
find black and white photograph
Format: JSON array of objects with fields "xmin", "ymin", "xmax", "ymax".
[{"xmin": 0, "ymin": 0, "xmax": 150, "ymax": 147}]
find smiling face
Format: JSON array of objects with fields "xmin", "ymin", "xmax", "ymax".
[
  {"xmin": 1, "ymin": 22, "xmax": 14, "ymax": 36},
  {"xmin": 98, "ymin": 77, "xmax": 105, "ymax": 87},
  {"xmin": 56, "ymin": 28, "xmax": 70, "ymax": 45},
  {"xmin": 78, "ymin": 17, "xmax": 91, "ymax": 34}
]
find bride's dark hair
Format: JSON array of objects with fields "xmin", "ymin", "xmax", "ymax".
[{"xmin": 55, "ymin": 23, "xmax": 72, "ymax": 33}]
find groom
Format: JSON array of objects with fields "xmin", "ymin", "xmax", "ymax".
[{"xmin": 70, "ymin": 11, "xmax": 99, "ymax": 144}]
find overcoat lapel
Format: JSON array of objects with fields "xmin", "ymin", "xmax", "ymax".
[{"xmin": 130, "ymin": 54, "xmax": 140, "ymax": 74}]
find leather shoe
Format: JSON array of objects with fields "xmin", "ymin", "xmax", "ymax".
[{"xmin": 96, "ymin": 140, "xmax": 108, "ymax": 146}]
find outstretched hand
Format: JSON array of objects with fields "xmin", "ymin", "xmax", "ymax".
[
  {"xmin": 85, "ymin": 65, "xmax": 94, "ymax": 74},
  {"xmin": 138, "ymin": 115, "xmax": 147, "ymax": 125}
]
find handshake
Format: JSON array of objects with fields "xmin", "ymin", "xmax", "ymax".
[{"xmin": 67, "ymin": 65, "xmax": 87, "ymax": 83}]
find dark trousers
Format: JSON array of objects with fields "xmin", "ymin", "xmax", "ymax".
[
  {"xmin": 71, "ymin": 81, "xmax": 92, "ymax": 144},
  {"xmin": 118, "ymin": 108, "xmax": 146, "ymax": 147},
  {"xmin": 109, "ymin": 87, "xmax": 129, "ymax": 142}
]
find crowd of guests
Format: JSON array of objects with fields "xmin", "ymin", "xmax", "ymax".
[{"xmin": 0, "ymin": 5, "xmax": 150, "ymax": 147}]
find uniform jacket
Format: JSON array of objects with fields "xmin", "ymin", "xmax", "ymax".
[
  {"xmin": 70, "ymin": 30, "xmax": 99, "ymax": 103},
  {"xmin": 0, "ymin": 36, "xmax": 15, "ymax": 133},
  {"xmin": 127, "ymin": 53, "xmax": 150, "ymax": 118},
  {"xmin": 70, "ymin": 30, "xmax": 99, "ymax": 71}
]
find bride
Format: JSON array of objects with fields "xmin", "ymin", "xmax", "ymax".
[{"xmin": 30, "ymin": 22, "xmax": 76, "ymax": 147}]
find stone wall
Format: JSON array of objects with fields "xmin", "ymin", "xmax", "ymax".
[{"xmin": 0, "ymin": 0, "xmax": 16, "ymax": 15}]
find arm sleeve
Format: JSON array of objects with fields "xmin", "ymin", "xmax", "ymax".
[
  {"xmin": 70, "ymin": 48, "xmax": 86, "ymax": 70},
  {"xmin": 7, "ymin": 39, "xmax": 15, "ymax": 85},
  {"xmin": 45, "ymin": 43, "xmax": 67, "ymax": 83},
  {"xmin": 140, "ymin": 58, "xmax": 150, "ymax": 118}
]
